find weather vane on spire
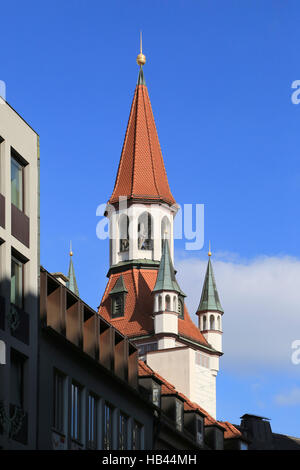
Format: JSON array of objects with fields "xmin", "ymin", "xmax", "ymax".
[
  {"xmin": 70, "ymin": 240, "xmax": 73, "ymax": 257},
  {"xmin": 136, "ymin": 31, "xmax": 146, "ymax": 66}
]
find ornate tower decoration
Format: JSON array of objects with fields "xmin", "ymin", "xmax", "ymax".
[
  {"xmin": 66, "ymin": 241, "xmax": 79, "ymax": 297},
  {"xmin": 99, "ymin": 40, "xmax": 222, "ymax": 419},
  {"xmin": 196, "ymin": 242, "xmax": 223, "ymax": 353},
  {"xmin": 152, "ymin": 236, "xmax": 186, "ymax": 349},
  {"xmin": 106, "ymin": 34, "xmax": 177, "ymax": 269}
]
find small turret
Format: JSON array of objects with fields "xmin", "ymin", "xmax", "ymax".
[
  {"xmin": 153, "ymin": 238, "xmax": 185, "ymax": 349},
  {"xmin": 196, "ymin": 244, "xmax": 223, "ymax": 352}
]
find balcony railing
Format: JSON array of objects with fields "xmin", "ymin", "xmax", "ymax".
[
  {"xmin": 9, "ymin": 303, "xmax": 29, "ymax": 345},
  {"xmin": 0, "ymin": 401, "xmax": 27, "ymax": 444}
]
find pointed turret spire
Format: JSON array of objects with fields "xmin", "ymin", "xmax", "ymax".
[
  {"xmin": 153, "ymin": 239, "xmax": 185, "ymax": 295},
  {"xmin": 66, "ymin": 241, "xmax": 79, "ymax": 297},
  {"xmin": 197, "ymin": 251, "xmax": 223, "ymax": 314},
  {"xmin": 108, "ymin": 34, "xmax": 175, "ymax": 207}
]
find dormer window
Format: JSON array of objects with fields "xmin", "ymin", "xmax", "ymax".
[
  {"xmin": 152, "ymin": 382, "xmax": 161, "ymax": 408},
  {"xmin": 112, "ymin": 295, "xmax": 124, "ymax": 318},
  {"xmin": 109, "ymin": 275, "xmax": 128, "ymax": 319},
  {"xmin": 175, "ymin": 400, "xmax": 183, "ymax": 431},
  {"xmin": 196, "ymin": 416, "xmax": 204, "ymax": 444}
]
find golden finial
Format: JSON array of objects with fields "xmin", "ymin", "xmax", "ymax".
[
  {"xmin": 136, "ymin": 31, "xmax": 146, "ymax": 66},
  {"xmin": 70, "ymin": 240, "xmax": 73, "ymax": 257},
  {"xmin": 208, "ymin": 240, "xmax": 212, "ymax": 257}
]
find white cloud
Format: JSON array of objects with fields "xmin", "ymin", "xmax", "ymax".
[
  {"xmin": 274, "ymin": 388, "xmax": 300, "ymax": 406},
  {"xmin": 175, "ymin": 254, "xmax": 300, "ymax": 371}
]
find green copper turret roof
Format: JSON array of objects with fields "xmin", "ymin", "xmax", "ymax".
[
  {"xmin": 197, "ymin": 258, "xmax": 223, "ymax": 313},
  {"xmin": 66, "ymin": 255, "xmax": 79, "ymax": 297},
  {"xmin": 137, "ymin": 67, "xmax": 146, "ymax": 86},
  {"xmin": 153, "ymin": 239, "xmax": 185, "ymax": 296},
  {"xmin": 109, "ymin": 275, "xmax": 128, "ymax": 295}
]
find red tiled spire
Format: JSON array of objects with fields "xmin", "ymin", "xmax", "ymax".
[{"xmin": 108, "ymin": 69, "xmax": 176, "ymax": 206}]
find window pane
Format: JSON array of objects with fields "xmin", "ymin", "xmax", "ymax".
[
  {"xmin": 104, "ymin": 403, "xmax": 113, "ymax": 450},
  {"xmin": 88, "ymin": 394, "xmax": 97, "ymax": 448},
  {"xmin": 71, "ymin": 383, "xmax": 80, "ymax": 441},
  {"xmin": 53, "ymin": 371, "xmax": 65, "ymax": 432},
  {"xmin": 196, "ymin": 417, "xmax": 203, "ymax": 444},
  {"xmin": 11, "ymin": 257, "xmax": 23, "ymax": 308},
  {"xmin": 176, "ymin": 401, "xmax": 183, "ymax": 431},
  {"xmin": 152, "ymin": 383, "xmax": 160, "ymax": 407},
  {"xmin": 11, "ymin": 157, "xmax": 23, "ymax": 210},
  {"xmin": 119, "ymin": 413, "xmax": 128, "ymax": 450},
  {"xmin": 132, "ymin": 421, "xmax": 142, "ymax": 450}
]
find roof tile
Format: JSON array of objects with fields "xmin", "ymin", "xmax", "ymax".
[{"xmin": 108, "ymin": 79, "xmax": 176, "ymax": 206}]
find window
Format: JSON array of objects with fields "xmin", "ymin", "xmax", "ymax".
[
  {"xmin": 138, "ymin": 212, "xmax": 153, "ymax": 250},
  {"xmin": 53, "ymin": 370, "xmax": 65, "ymax": 433},
  {"xmin": 112, "ymin": 295, "xmax": 123, "ymax": 318},
  {"xmin": 203, "ymin": 315, "xmax": 207, "ymax": 330},
  {"xmin": 71, "ymin": 382, "xmax": 81, "ymax": 441},
  {"xmin": 11, "ymin": 256, "xmax": 23, "ymax": 308},
  {"xmin": 175, "ymin": 400, "xmax": 183, "ymax": 431},
  {"xmin": 132, "ymin": 421, "xmax": 142, "ymax": 450},
  {"xmin": 11, "ymin": 155, "xmax": 23, "ymax": 211},
  {"xmin": 196, "ymin": 416, "xmax": 203, "ymax": 445},
  {"xmin": 240, "ymin": 441, "xmax": 248, "ymax": 450},
  {"xmin": 195, "ymin": 352, "xmax": 210, "ymax": 369},
  {"xmin": 137, "ymin": 342, "xmax": 158, "ymax": 356},
  {"xmin": 217, "ymin": 316, "xmax": 221, "ymax": 331},
  {"xmin": 88, "ymin": 394, "xmax": 97, "ymax": 449},
  {"xmin": 210, "ymin": 315, "xmax": 215, "ymax": 330},
  {"xmin": 103, "ymin": 403, "xmax": 113, "ymax": 450},
  {"xmin": 119, "ymin": 412, "xmax": 128, "ymax": 450},
  {"xmin": 109, "ymin": 275, "xmax": 127, "ymax": 318},
  {"xmin": 119, "ymin": 215, "xmax": 129, "ymax": 252},
  {"xmin": 10, "ymin": 350, "xmax": 25, "ymax": 408},
  {"xmin": 178, "ymin": 297, "xmax": 184, "ymax": 319},
  {"xmin": 152, "ymin": 382, "xmax": 161, "ymax": 408},
  {"xmin": 165, "ymin": 295, "xmax": 171, "ymax": 311}
]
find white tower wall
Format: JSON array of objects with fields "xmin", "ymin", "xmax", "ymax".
[{"xmin": 107, "ymin": 202, "xmax": 176, "ymax": 266}]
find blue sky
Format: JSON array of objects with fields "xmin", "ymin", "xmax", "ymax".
[{"xmin": 2, "ymin": 0, "xmax": 300, "ymax": 437}]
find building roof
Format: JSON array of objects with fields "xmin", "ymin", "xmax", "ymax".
[
  {"xmin": 138, "ymin": 360, "xmax": 237, "ymax": 434},
  {"xmin": 197, "ymin": 258, "xmax": 223, "ymax": 314},
  {"xmin": 153, "ymin": 239, "xmax": 185, "ymax": 295},
  {"xmin": 108, "ymin": 68, "xmax": 176, "ymax": 207},
  {"xmin": 98, "ymin": 267, "xmax": 209, "ymax": 347},
  {"xmin": 109, "ymin": 275, "xmax": 128, "ymax": 295},
  {"xmin": 219, "ymin": 421, "xmax": 243, "ymax": 440}
]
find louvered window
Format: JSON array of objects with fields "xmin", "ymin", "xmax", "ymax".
[{"xmin": 112, "ymin": 295, "xmax": 124, "ymax": 318}]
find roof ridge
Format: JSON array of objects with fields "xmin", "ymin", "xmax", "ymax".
[
  {"xmin": 142, "ymin": 85, "xmax": 160, "ymax": 198},
  {"xmin": 131, "ymin": 85, "xmax": 140, "ymax": 198},
  {"xmin": 110, "ymin": 87, "xmax": 137, "ymax": 204}
]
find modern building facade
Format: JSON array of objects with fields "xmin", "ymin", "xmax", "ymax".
[
  {"xmin": 38, "ymin": 266, "xmax": 154, "ymax": 450},
  {"xmin": 0, "ymin": 95, "xmax": 40, "ymax": 449}
]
